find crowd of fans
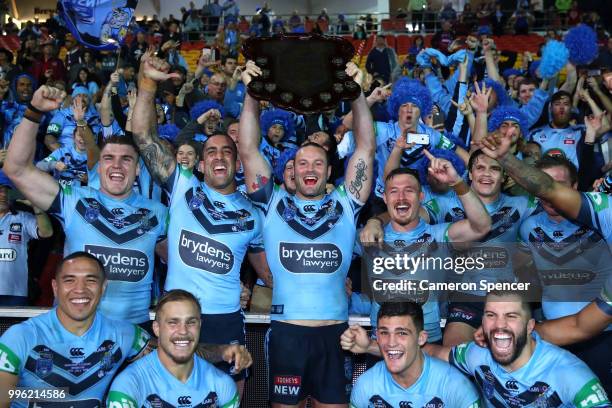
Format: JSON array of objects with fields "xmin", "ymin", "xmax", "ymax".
[{"xmin": 0, "ymin": 1, "xmax": 610, "ymax": 407}]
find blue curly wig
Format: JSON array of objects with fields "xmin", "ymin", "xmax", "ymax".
[
  {"xmin": 528, "ymin": 60, "xmax": 541, "ymax": 79},
  {"xmin": 471, "ymin": 78, "xmax": 511, "ymax": 107},
  {"xmin": 502, "ymin": 68, "xmax": 522, "ymax": 79},
  {"xmin": 273, "ymin": 148, "xmax": 298, "ymax": 184},
  {"xmin": 564, "ymin": 24, "xmax": 599, "ymax": 65},
  {"xmin": 387, "ymin": 77, "xmax": 433, "ymax": 120},
  {"xmin": 157, "ymin": 123, "xmax": 180, "ymax": 142},
  {"xmin": 260, "ymin": 109, "xmax": 296, "ymax": 142},
  {"xmin": 417, "ymin": 148, "xmax": 466, "ymax": 185},
  {"xmin": 487, "ymin": 106, "xmax": 528, "ymax": 137},
  {"xmin": 539, "ymin": 40, "xmax": 569, "ymax": 79},
  {"xmin": 189, "ymin": 100, "xmax": 225, "ymax": 121}
]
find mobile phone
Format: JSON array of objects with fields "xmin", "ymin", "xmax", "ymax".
[
  {"xmin": 407, "ymin": 133, "xmax": 430, "ymax": 145},
  {"xmin": 587, "ymin": 69, "xmax": 601, "ymax": 77}
]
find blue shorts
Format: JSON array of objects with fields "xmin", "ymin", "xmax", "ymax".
[
  {"xmin": 266, "ymin": 321, "xmax": 352, "ymax": 405},
  {"xmin": 199, "ymin": 310, "xmax": 247, "ymax": 381}
]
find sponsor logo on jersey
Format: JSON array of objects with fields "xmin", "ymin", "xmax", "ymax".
[
  {"xmin": 279, "ymin": 242, "xmax": 342, "ymax": 273},
  {"xmin": 274, "ymin": 375, "xmax": 301, "ymax": 396},
  {"xmin": 563, "ymin": 139, "xmax": 575, "ymax": 144},
  {"xmin": 8, "ymin": 233, "xmax": 21, "ymax": 243},
  {"xmin": 0, "ymin": 248, "xmax": 17, "ymax": 261},
  {"xmin": 178, "ymin": 229, "xmax": 234, "ymax": 274},
  {"xmin": 70, "ymin": 347, "xmax": 85, "ymax": 357},
  {"xmin": 303, "ymin": 204, "xmax": 317, "ymax": 213},
  {"xmin": 85, "ymin": 245, "xmax": 149, "ymax": 281},
  {"xmin": 460, "ymin": 246, "xmax": 508, "ymax": 269},
  {"xmin": 177, "ymin": 395, "xmax": 191, "ymax": 406},
  {"xmin": 506, "ymin": 380, "xmax": 519, "ymax": 391},
  {"xmin": 9, "ymin": 223, "xmax": 22, "ymax": 233}
]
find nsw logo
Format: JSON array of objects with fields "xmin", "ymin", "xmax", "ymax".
[
  {"xmin": 179, "ymin": 230, "xmax": 234, "ymax": 274},
  {"xmin": 279, "ymin": 242, "xmax": 342, "ymax": 273},
  {"xmin": 85, "ymin": 245, "xmax": 149, "ymax": 282}
]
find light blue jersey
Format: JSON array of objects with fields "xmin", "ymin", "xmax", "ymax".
[
  {"xmin": 0, "ymin": 211, "xmax": 39, "ymax": 297},
  {"xmin": 450, "ymin": 333, "xmax": 611, "ymax": 407},
  {"xmin": 164, "ymin": 166, "xmax": 263, "ymax": 314},
  {"xmin": 250, "ymin": 182, "xmax": 362, "ymax": 321},
  {"xmin": 341, "ymin": 121, "xmax": 456, "ymax": 197},
  {"xmin": 350, "ymin": 354, "xmax": 481, "ymax": 408},
  {"xmin": 528, "ymin": 124, "xmax": 585, "ymax": 169},
  {"xmin": 426, "ymin": 193, "xmax": 539, "ymax": 295},
  {"xmin": 368, "ymin": 220, "xmax": 451, "ymax": 342},
  {"xmin": 107, "ymin": 350, "xmax": 239, "ymax": 408},
  {"xmin": 519, "ymin": 212, "xmax": 611, "ymax": 321},
  {"xmin": 48, "ymin": 185, "xmax": 168, "ymax": 323},
  {"xmin": 40, "ymin": 145, "xmax": 88, "ymax": 185},
  {"xmin": 87, "ymin": 158, "xmax": 163, "ymax": 202},
  {"xmin": 46, "ymin": 107, "xmax": 102, "ymax": 148},
  {"xmin": 0, "ymin": 309, "xmax": 149, "ymax": 408}
]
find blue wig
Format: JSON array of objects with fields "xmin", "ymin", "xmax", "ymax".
[
  {"xmin": 417, "ymin": 148, "xmax": 466, "ymax": 185},
  {"xmin": 471, "ymin": 78, "xmax": 511, "ymax": 107},
  {"xmin": 273, "ymin": 148, "xmax": 298, "ymax": 184},
  {"xmin": 157, "ymin": 123, "xmax": 180, "ymax": 143},
  {"xmin": 539, "ymin": 40, "xmax": 569, "ymax": 79},
  {"xmin": 189, "ymin": 100, "xmax": 225, "ymax": 121},
  {"xmin": 487, "ymin": 106, "xmax": 528, "ymax": 137},
  {"xmin": 528, "ymin": 60, "xmax": 540, "ymax": 79},
  {"xmin": 564, "ymin": 24, "xmax": 599, "ymax": 65},
  {"xmin": 502, "ymin": 68, "xmax": 522, "ymax": 79},
  {"xmin": 261, "ymin": 108, "xmax": 295, "ymax": 142},
  {"xmin": 387, "ymin": 77, "xmax": 433, "ymax": 120}
]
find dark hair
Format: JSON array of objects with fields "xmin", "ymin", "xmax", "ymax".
[
  {"xmin": 177, "ymin": 140, "xmax": 201, "ymax": 159},
  {"xmin": 377, "ymin": 302, "xmax": 424, "ymax": 332},
  {"xmin": 221, "ymin": 55, "xmax": 237, "ymax": 65},
  {"xmin": 384, "ymin": 167, "xmax": 421, "ymax": 189},
  {"xmin": 551, "ymin": 90, "xmax": 572, "ymax": 104},
  {"xmin": 518, "ymin": 78, "xmax": 538, "ymax": 90},
  {"xmin": 56, "ymin": 251, "xmax": 105, "ymax": 279},
  {"xmin": 485, "ymin": 290, "xmax": 533, "ymax": 319},
  {"xmin": 468, "ymin": 149, "xmax": 495, "ymax": 172},
  {"xmin": 155, "ymin": 289, "xmax": 201, "ymax": 320},
  {"xmin": 525, "ymin": 140, "xmax": 541, "ymax": 149},
  {"xmin": 535, "ymin": 155, "xmax": 578, "ymax": 186},
  {"xmin": 203, "ymin": 133, "xmax": 237, "ymax": 158},
  {"xmin": 100, "ymin": 134, "xmax": 139, "ymax": 155},
  {"xmin": 296, "ymin": 142, "xmax": 329, "ymax": 166}
]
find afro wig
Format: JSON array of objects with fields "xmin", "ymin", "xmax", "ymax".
[
  {"xmin": 273, "ymin": 147, "xmax": 298, "ymax": 184},
  {"xmin": 387, "ymin": 77, "xmax": 433, "ymax": 120},
  {"xmin": 189, "ymin": 100, "xmax": 225, "ymax": 121},
  {"xmin": 157, "ymin": 123, "xmax": 180, "ymax": 143},
  {"xmin": 539, "ymin": 40, "xmax": 569, "ymax": 79},
  {"xmin": 487, "ymin": 105, "xmax": 529, "ymax": 138},
  {"xmin": 471, "ymin": 78, "xmax": 511, "ymax": 108},
  {"xmin": 260, "ymin": 109, "xmax": 296, "ymax": 142},
  {"xmin": 564, "ymin": 24, "xmax": 599, "ymax": 65}
]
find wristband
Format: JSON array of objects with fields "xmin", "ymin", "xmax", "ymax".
[
  {"xmin": 24, "ymin": 110, "xmax": 42, "ymax": 124},
  {"xmin": 450, "ymin": 179, "xmax": 470, "ymax": 195},
  {"xmin": 26, "ymin": 103, "xmax": 43, "ymax": 115},
  {"xmin": 76, "ymin": 119, "xmax": 88, "ymax": 128}
]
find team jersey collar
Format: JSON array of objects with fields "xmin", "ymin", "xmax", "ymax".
[
  {"xmin": 386, "ymin": 218, "xmax": 428, "ymax": 237},
  {"xmin": 153, "ymin": 348, "xmax": 198, "ymax": 386},
  {"xmin": 200, "ymin": 180, "xmax": 241, "ymax": 199},
  {"xmin": 483, "ymin": 193, "xmax": 506, "ymax": 213},
  {"xmin": 496, "ymin": 331, "xmax": 542, "ymax": 375},
  {"xmin": 51, "ymin": 307, "xmax": 101, "ymax": 340},
  {"xmin": 387, "ymin": 351, "xmax": 429, "ymax": 391}
]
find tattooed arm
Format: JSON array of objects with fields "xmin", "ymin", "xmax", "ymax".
[
  {"xmin": 479, "ymin": 133, "xmax": 582, "ymax": 219},
  {"xmin": 239, "ymin": 61, "xmax": 272, "ymax": 194},
  {"xmin": 131, "ymin": 51, "xmax": 178, "ymax": 185},
  {"xmin": 343, "ymin": 63, "xmax": 375, "ymax": 203}
]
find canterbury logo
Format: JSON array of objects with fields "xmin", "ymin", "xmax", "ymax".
[
  {"xmin": 177, "ymin": 396, "xmax": 191, "ymax": 405},
  {"xmin": 303, "ymin": 204, "xmax": 316, "ymax": 213},
  {"xmin": 69, "ymin": 348, "xmax": 84, "ymax": 357},
  {"xmin": 506, "ymin": 380, "xmax": 519, "ymax": 390}
]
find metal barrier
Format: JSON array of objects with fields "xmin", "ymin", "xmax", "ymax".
[{"xmin": 0, "ymin": 308, "xmax": 371, "ymax": 408}]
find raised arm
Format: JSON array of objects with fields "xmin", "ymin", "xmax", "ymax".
[
  {"xmin": 131, "ymin": 49, "xmax": 179, "ymax": 185},
  {"xmin": 382, "ymin": 130, "xmax": 414, "ymax": 181},
  {"xmin": 238, "ymin": 61, "xmax": 271, "ymax": 194},
  {"xmin": 469, "ymin": 81, "xmax": 492, "ymax": 152},
  {"xmin": 424, "ymin": 150, "xmax": 491, "ymax": 241},
  {"xmin": 535, "ymin": 301, "xmax": 611, "ymax": 346},
  {"xmin": 3, "ymin": 86, "xmax": 64, "ymax": 211},
  {"xmin": 72, "ymin": 96, "xmax": 100, "ymax": 171},
  {"xmin": 477, "ymin": 130, "xmax": 582, "ymax": 219},
  {"xmin": 482, "ymin": 39, "xmax": 501, "ymax": 84},
  {"xmin": 343, "ymin": 62, "xmax": 375, "ymax": 203}
]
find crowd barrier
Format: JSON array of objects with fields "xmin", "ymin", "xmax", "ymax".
[{"xmin": 0, "ymin": 308, "xmax": 371, "ymax": 408}]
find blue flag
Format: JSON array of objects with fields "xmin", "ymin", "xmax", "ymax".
[{"xmin": 59, "ymin": 0, "xmax": 138, "ymax": 50}]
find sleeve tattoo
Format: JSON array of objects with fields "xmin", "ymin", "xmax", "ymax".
[
  {"xmin": 349, "ymin": 159, "xmax": 368, "ymax": 200},
  {"xmin": 138, "ymin": 138, "xmax": 175, "ymax": 184}
]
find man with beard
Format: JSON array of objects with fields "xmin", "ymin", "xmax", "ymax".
[
  {"xmin": 131, "ymin": 52, "xmax": 270, "ymax": 394},
  {"xmin": 428, "ymin": 291, "xmax": 610, "ymax": 407},
  {"xmin": 347, "ymin": 302, "xmax": 481, "ymax": 408},
  {"xmin": 106, "ymin": 290, "xmax": 240, "ymax": 408},
  {"xmin": 238, "ymin": 60, "xmax": 375, "ymax": 408},
  {"xmin": 527, "ymin": 91, "xmax": 588, "ymax": 169}
]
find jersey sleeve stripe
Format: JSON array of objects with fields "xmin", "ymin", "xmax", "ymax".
[{"xmin": 0, "ymin": 342, "xmax": 21, "ymax": 375}]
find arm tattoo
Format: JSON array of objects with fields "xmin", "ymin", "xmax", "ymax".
[
  {"xmin": 138, "ymin": 138, "xmax": 175, "ymax": 184},
  {"xmin": 349, "ymin": 159, "xmax": 368, "ymax": 200},
  {"xmin": 196, "ymin": 344, "xmax": 224, "ymax": 363},
  {"xmin": 499, "ymin": 154, "xmax": 554, "ymax": 197},
  {"xmin": 251, "ymin": 174, "xmax": 269, "ymax": 191}
]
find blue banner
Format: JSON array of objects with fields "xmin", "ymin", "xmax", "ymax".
[{"xmin": 59, "ymin": 0, "xmax": 138, "ymax": 50}]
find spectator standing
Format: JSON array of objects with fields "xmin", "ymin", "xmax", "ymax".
[
  {"xmin": 431, "ymin": 20, "xmax": 455, "ymax": 54},
  {"xmin": 409, "ymin": 0, "xmax": 428, "ymax": 32},
  {"xmin": 365, "ymin": 36, "xmax": 399, "ymax": 84},
  {"xmin": 439, "ymin": 2, "xmax": 458, "ymax": 22},
  {"xmin": 491, "ymin": 3, "xmax": 506, "ymax": 35},
  {"xmin": 288, "ymin": 10, "xmax": 303, "ymax": 32},
  {"xmin": 336, "ymin": 15, "xmax": 350, "ymax": 34},
  {"xmin": 30, "ymin": 42, "xmax": 66, "ymax": 85}
]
